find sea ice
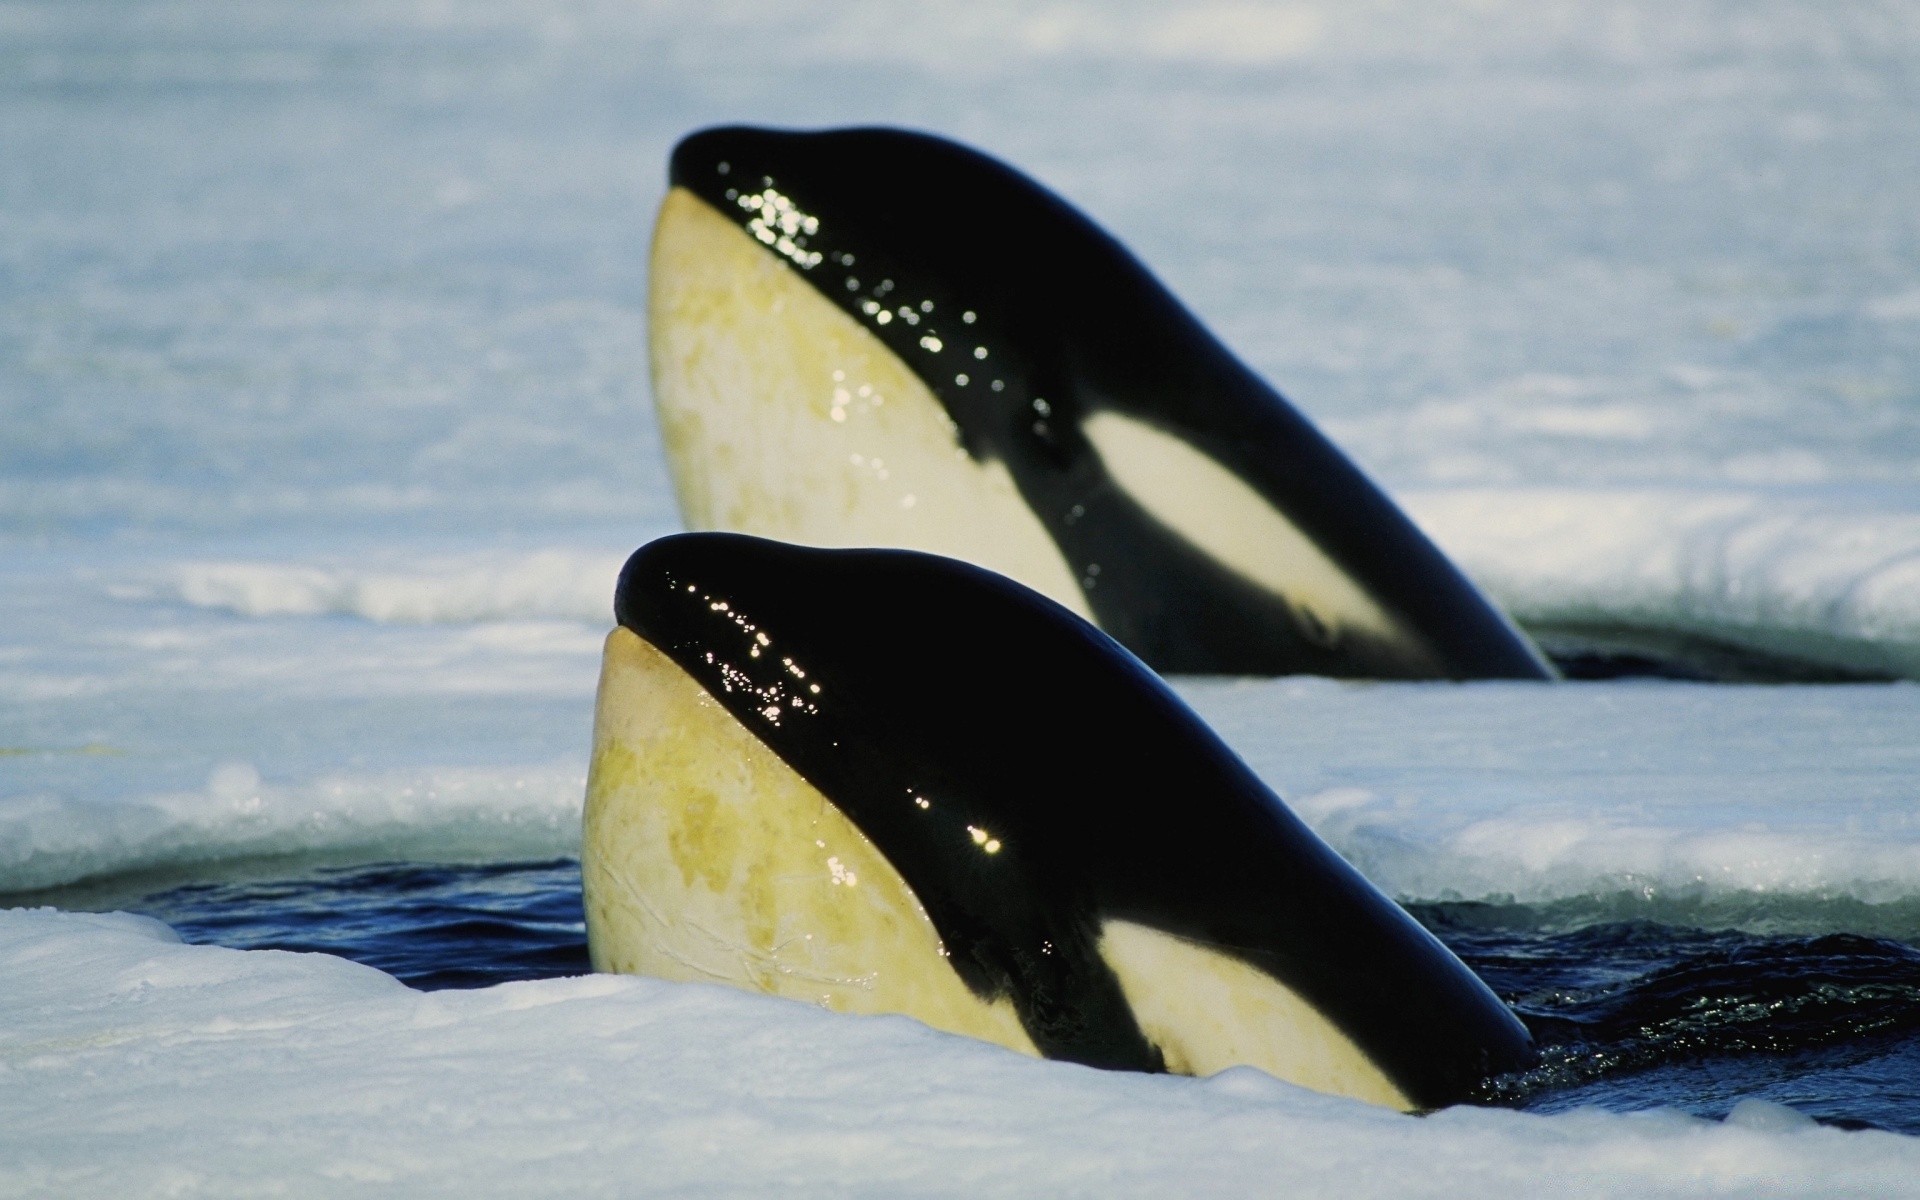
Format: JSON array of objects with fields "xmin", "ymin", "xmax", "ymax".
[{"xmin": 4, "ymin": 908, "xmax": 1917, "ymax": 1198}]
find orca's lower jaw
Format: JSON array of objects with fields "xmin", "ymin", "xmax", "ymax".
[
  {"xmin": 647, "ymin": 187, "xmax": 1090, "ymax": 619},
  {"xmin": 582, "ymin": 625, "xmax": 1039, "ymax": 1053}
]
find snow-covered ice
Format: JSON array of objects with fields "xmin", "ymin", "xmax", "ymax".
[
  {"xmin": 1411, "ymin": 488, "xmax": 1920, "ymax": 679},
  {"xmin": 4, "ymin": 0, "xmax": 1919, "ymax": 1191},
  {"xmin": 6, "ymin": 908, "xmax": 1920, "ymax": 1198}
]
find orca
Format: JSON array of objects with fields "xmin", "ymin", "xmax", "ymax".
[
  {"xmin": 583, "ymin": 533, "xmax": 1534, "ymax": 1111},
  {"xmin": 649, "ymin": 125, "xmax": 1553, "ymax": 680}
]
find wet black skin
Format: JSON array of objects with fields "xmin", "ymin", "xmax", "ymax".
[
  {"xmin": 615, "ymin": 533, "xmax": 1536, "ymax": 1109},
  {"xmin": 667, "ymin": 125, "xmax": 1553, "ymax": 680}
]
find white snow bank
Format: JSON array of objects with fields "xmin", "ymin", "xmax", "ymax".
[
  {"xmin": 152, "ymin": 550, "xmax": 629, "ymax": 626},
  {"xmin": 1, "ymin": 908, "xmax": 1913, "ymax": 1197},
  {"xmin": 1409, "ymin": 488, "xmax": 1920, "ymax": 678},
  {"xmin": 10, "ymin": 677, "xmax": 1916, "ymax": 914},
  {"xmin": 0, "ymin": 761, "xmax": 583, "ymax": 895},
  {"xmin": 1303, "ymin": 784, "xmax": 1920, "ymax": 911},
  {"xmin": 1179, "ymin": 677, "xmax": 1920, "ymax": 909},
  {"xmin": 136, "ymin": 489, "xmax": 1920, "ymax": 684}
]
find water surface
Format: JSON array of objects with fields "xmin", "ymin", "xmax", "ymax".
[{"xmin": 131, "ymin": 858, "xmax": 1920, "ymax": 1133}]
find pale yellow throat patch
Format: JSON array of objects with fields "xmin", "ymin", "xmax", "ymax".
[
  {"xmin": 1098, "ymin": 919, "xmax": 1413, "ymax": 1112},
  {"xmin": 583, "ymin": 625, "xmax": 1038, "ymax": 1055},
  {"xmin": 648, "ymin": 187, "xmax": 1090, "ymax": 620}
]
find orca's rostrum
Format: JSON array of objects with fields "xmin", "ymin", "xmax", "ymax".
[
  {"xmin": 649, "ymin": 125, "xmax": 1552, "ymax": 679},
  {"xmin": 583, "ymin": 533, "xmax": 1534, "ymax": 1111}
]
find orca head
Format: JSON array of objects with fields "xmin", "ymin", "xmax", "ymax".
[
  {"xmin": 584, "ymin": 532, "xmax": 1535, "ymax": 1110},
  {"xmin": 652, "ymin": 125, "xmax": 1553, "ymax": 680}
]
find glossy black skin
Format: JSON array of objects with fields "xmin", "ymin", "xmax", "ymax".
[
  {"xmin": 668, "ymin": 125, "xmax": 1553, "ymax": 680},
  {"xmin": 616, "ymin": 533, "xmax": 1536, "ymax": 1109}
]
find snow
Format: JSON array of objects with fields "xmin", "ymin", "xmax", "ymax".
[
  {"xmin": 1181, "ymin": 678, "xmax": 1920, "ymax": 917},
  {"xmin": 0, "ymin": 761, "xmax": 583, "ymax": 896},
  {"xmin": 5, "ymin": 907, "xmax": 1919, "ymax": 1198},
  {"xmin": 8, "ymin": 672, "xmax": 1920, "ymax": 919},
  {"xmin": 1410, "ymin": 489, "xmax": 1920, "ymax": 678},
  {"xmin": 4, "ymin": 0, "xmax": 1920, "ymax": 1190},
  {"xmin": 158, "ymin": 548, "xmax": 629, "ymax": 625}
]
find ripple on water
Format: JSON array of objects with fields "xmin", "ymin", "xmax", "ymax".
[{"xmin": 136, "ymin": 859, "xmax": 590, "ymax": 991}]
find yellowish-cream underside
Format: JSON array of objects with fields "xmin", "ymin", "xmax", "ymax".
[
  {"xmin": 583, "ymin": 625, "xmax": 1039, "ymax": 1052},
  {"xmin": 649, "ymin": 187, "xmax": 1091, "ymax": 620},
  {"xmin": 1097, "ymin": 919, "xmax": 1413, "ymax": 1111}
]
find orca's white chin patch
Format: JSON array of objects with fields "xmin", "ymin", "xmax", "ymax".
[
  {"xmin": 648, "ymin": 187, "xmax": 1090, "ymax": 619},
  {"xmin": 1098, "ymin": 919, "xmax": 1413, "ymax": 1112},
  {"xmin": 583, "ymin": 625, "xmax": 1038, "ymax": 1054},
  {"xmin": 1081, "ymin": 412, "xmax": 1434, "ymax": 665}
]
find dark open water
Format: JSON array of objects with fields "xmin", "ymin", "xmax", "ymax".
[{"xmin": 130, "ymin": 859, "xmax": 1920, "ymax": 1134}]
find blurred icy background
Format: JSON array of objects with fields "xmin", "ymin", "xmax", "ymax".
[{"xmin": 5, "ymin": 1, "xmax": 1920, "ymax": 1192}]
